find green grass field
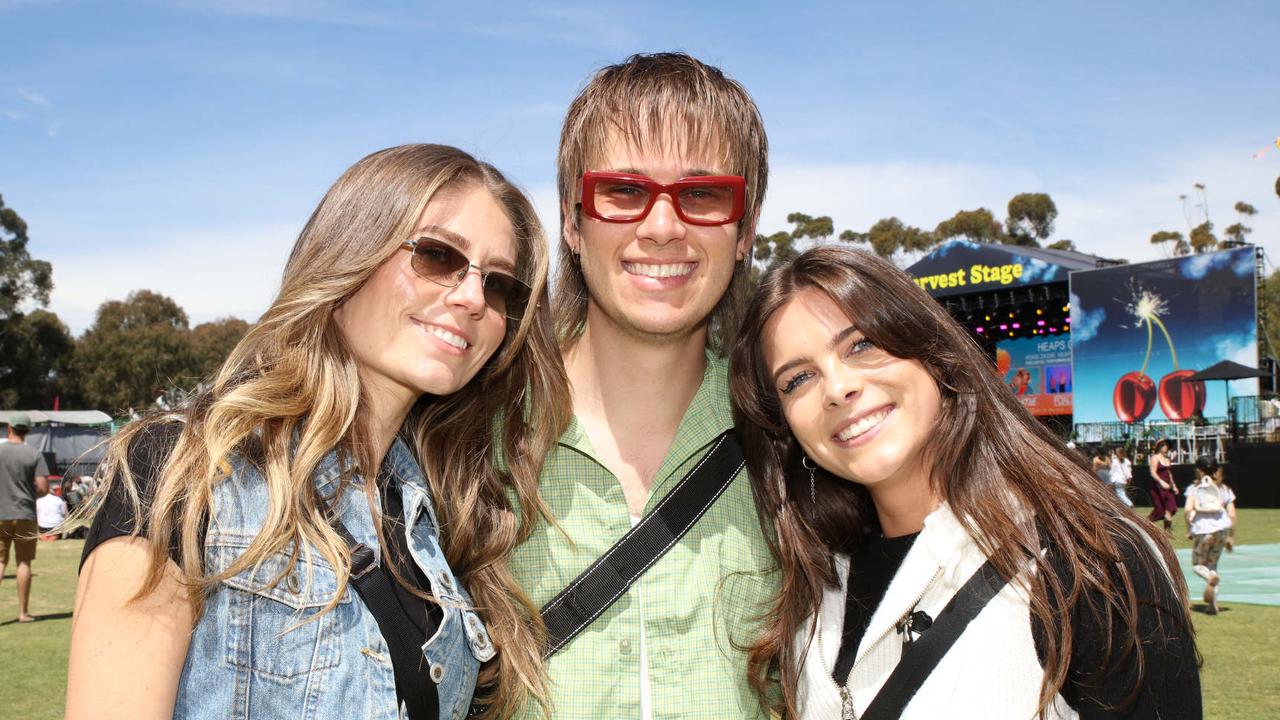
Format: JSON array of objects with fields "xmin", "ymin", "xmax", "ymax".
[
  {"xmin": 1134, "ymin": 506, "xmax": 1280, "ymax": 550},
  {"xmin": 4, "ymin": 513, "xmax": 1279, "ymax": 720}
]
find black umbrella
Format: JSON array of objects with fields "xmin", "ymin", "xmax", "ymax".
[
  {"xmin": 1188, "ymin": 360, "xmax": 1271, "ymax": 426},
  {"xmin": 1187, "ymin": 360, "xmax": 1271, "ymax": 382}
]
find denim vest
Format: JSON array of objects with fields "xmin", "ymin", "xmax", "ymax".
[{"xmin": 171, "ymin": 438, "xmax": 494, "ymax": 720}]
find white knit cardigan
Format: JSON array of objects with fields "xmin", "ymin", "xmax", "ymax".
[{"xmin": 795, "ymin": 503, "xmax": 1078, "ymax": 720}]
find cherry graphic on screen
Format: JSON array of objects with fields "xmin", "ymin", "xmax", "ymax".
[
  {"xmin": 1113, "ymin": 371, "xmax": 1156, "ymax": 422},
  {"xmin": 1111, "ymin": 290, "xmax": 1206, "ymax": 423},
  {"xmin": 1158, "ymin": 369, "xmax": 1206, "ymax": 421}
]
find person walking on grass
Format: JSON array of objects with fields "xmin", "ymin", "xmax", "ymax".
[
  {"xmin": 1110, "ymin": 446, "xmax": 1134, "ymax": 508},
  {"xmin": 0, "ymin": 412, "xmax": 51, "ymax": 623},
  {"xmin": 1185, "ymin": 455, "xmax": 1237, "ymax": 615}
]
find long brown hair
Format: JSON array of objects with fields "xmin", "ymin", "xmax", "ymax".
[
  {"xmin": 729, "ymin": 246, "xmax": 1192, "ymax": 718},
  {"xmin": 84, "ymin": 144, "xmax": 570, "ymax": 718},
  {"xmin": 553, "ymin": 52, "xmax": 768, "ymax": 354}
]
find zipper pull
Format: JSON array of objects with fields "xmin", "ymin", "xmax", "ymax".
[
  {"xmin": 896, "ymin": 607, "xmax": 934, "ymax": 648},
  {"xmin": 840, "ymin": 686, "xmax": 857, "ymax": 720},
  {"xmin": 895, "ymin": 612, "xmax": 914, "ymax": 647}
]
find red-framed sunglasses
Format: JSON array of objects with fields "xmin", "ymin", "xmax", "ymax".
[{"xmin": 580, "ymin": 171, "xmax": 746, "ymax": 226}]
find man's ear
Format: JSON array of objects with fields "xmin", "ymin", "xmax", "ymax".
[
  {"xmin": 562, "ymin": 201, "xmax": 581, "ymax": 255},
  {"xmin": 736, "ymin": 219, "xmax": 757, "ymax": 262}
]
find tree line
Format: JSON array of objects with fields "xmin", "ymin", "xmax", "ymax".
[
  {"xmin": 1, "ymin": 194, "xmax": 249, "ymax": 415},
  {"xmin": 5, "ymin": 178, "xmax": 1278, "ymax": 414},
  {"xmin": 753, "ymin": 187, "xmax": 1280, "ymax": 353},
  {"xmin": 752, "ymin": 192, "xmax": 1070, "ymax": 278}
]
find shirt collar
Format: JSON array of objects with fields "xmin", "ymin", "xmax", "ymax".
[
  {"xmin": 311, "ymin": 435, "xmax": 428, "ymax": 499},
  {"xmin": 556, "ymin": 351, "xmax": 734, "ymax": 470}
]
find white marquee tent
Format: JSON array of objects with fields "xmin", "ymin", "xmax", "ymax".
[{"xmin": 1, "ymin": 410, "xmax": 115, "ymax": 477}]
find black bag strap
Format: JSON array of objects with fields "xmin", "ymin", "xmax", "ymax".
[
  {"xmin": 540, "ymin": 429, "xmax": 745, "ymax": 658},
  {"xmin": 329, "ymin": 516, "xmax": 439, "ymax": 720},
  {"xmin": 859, "ymin": 558, "xmax": 1008, "ymax": 720}
]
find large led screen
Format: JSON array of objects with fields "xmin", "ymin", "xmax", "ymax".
[
  {"xmin": 996, "ymin": 336, "xmax": 1073, "ymax": 416},
  {"xmin": 1069, "ymin": 247, "xmax": 1258, "ymax": 424}
]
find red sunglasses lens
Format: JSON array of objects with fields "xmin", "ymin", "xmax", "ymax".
[
  {"xmin": 588, "ymin": 176, "xmax": 740, "ymax": 224},
  {"xmin": 591, "ymin": 178, "xmax": 652, "ymax": 220}
]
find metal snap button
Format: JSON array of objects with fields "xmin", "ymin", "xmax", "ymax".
[
  {"xmin": 437, "ymin": 572, "xmax": 454, "ymax": 593},
  {"xmin": 429, "ymin": 662, "xmax": 445, "ymax": 683}
]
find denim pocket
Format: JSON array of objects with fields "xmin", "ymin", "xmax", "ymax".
[{"xmin": 216, "ymin": 542, "xmax": 352, "ymax": 681}]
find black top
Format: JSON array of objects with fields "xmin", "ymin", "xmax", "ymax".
[
  {"xmin": 80, "ymin": 425, "xmax": 443, "ymax": 703},
  {"xmin": 832, "ymin": 531, "xmax": 920, "ymax": 682},
  {"xmin": 830, "ymin": 529, "xmax": 1201, "ymax": 719}
]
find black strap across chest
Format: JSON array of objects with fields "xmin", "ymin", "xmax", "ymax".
[
  {"xmin": 539, "ymin": 429, "xmax": 745, "ymax": 658},
  {"xmin": 329, "ymin": 517, "xmax": 439, "ymax": 720},
  {"xmin": 855, "ymin": 558, "xmax": 1008, "ymax": 720}
]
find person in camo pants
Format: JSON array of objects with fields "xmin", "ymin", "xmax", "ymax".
[{"xmin": 1184, "ymin": 454, "xmax": 1237, "ymax": 615}]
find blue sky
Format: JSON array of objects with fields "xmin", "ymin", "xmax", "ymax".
[{"xmin": 3, "ymin": 0, "xmax": 1279, "ymax": 334}]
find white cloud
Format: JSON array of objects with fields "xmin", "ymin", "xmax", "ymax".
[
  {"xmin": 17, "ymin": 87, "xmax": 49, "ymax": 106},
  {"xmin": 165, "ymin": 0, "xmax": 413, "ymax": 29},
  {"xmin": 0, "ymin": 0, "xmax": 59, "ymax": 10},
  {"xmin": 758, "ymin": 160, "xmax": 1042, "ymax": 242},
  {"xmin": 1069, "ymin": 292, "xmax": 1106, "ymax": 344},
  {"xmin": 528, "ymin": 182, "xmax": 561, "ymax": 247},
  {"xmin": 1211, "ymin": 331, "xmax": 1262, "ymax": 396},
  {"xmin": 515, "ymin": 102, "xmax": 566, "ymax": 118},
  {"xmin": 1053, "ymin": 145, "xmax": 1280, "ymax": 265},
  {"xmin": 756, "ymin": 145, "xmax": 1280, "ymax": 270},
  {"xmin": 1182, "ymin": 252, "xmax": 1224, "ymax": 280},
  {"xmin": 46, "ymin": 221, "xmax": 299, "ymax": 335},
  {"xmin": 465, "ymin": 3, "xmax": 636, "ymax": 50}
]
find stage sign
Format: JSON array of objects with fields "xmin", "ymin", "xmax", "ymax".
[
  {"xmin": 1069, "ymin": 246, "xmax": 1258, "ymax": 424},
  {"xmin": 996, "ymin": 336, "xmax": 1073, "ymax": 416},
  {"xmin": 905, "ymin": 239, "xmax": 1082, "ymax": 297}
]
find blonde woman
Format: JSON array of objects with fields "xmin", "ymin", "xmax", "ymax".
[{"xmin": 67, "ymin": 145, "xmax": 570, "ymax": 720}]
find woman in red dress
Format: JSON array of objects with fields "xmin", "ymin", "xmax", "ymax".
[{"xmin": 1147, "ymin": 439, "xmax": 1179, "ymax": 532}]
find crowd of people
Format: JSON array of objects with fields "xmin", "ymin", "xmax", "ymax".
[
  {"xmin": 1085, "ymin": 440, "xmax": 1242, "ymax": 616},
  {"xmin": 1, "ymin": 52, "xmax": 1233, "ymax": 720}
]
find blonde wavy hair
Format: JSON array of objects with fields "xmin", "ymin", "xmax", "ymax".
[{"xmin": 86, "ymin": 144, "xmax": 571, "ymax": 717}]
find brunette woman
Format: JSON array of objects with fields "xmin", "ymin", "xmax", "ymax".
[
  {"xmin": 67, "ymin": 145, "xmax": 570, "ymax": 720},
  {"xmin": 1091, "ymin": 447, "xmax": 1112, "ymax": 485},
  {"xmin": 730, "ymin": 246, "xmax": 1199, "ymax": 719},
  {"xmin": 1148, "ymin": 439, "xmax": 1179, "ymax": 532}
]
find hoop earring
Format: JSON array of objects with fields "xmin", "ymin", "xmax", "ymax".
[{"xmin": 801, "ymin": 455, "xmax": 816, "ymax": 503}]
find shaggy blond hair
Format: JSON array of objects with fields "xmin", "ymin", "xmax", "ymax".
[
  {"xmin": 87, "ymin": 144, "xmax": 570, "ymax": 718},
  {"xmin": 553, "ymin": 52, "xmax": 769, "ymax": 353}
]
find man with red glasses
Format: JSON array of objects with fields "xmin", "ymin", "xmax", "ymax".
[{"xmin": 509, "ymin": 53, "xmax": 775, "ymax": 718}]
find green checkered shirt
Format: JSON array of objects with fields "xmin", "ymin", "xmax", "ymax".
[{"xmin": 510, "ymin": 354, "xmax": 779, "ymax": 719}]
